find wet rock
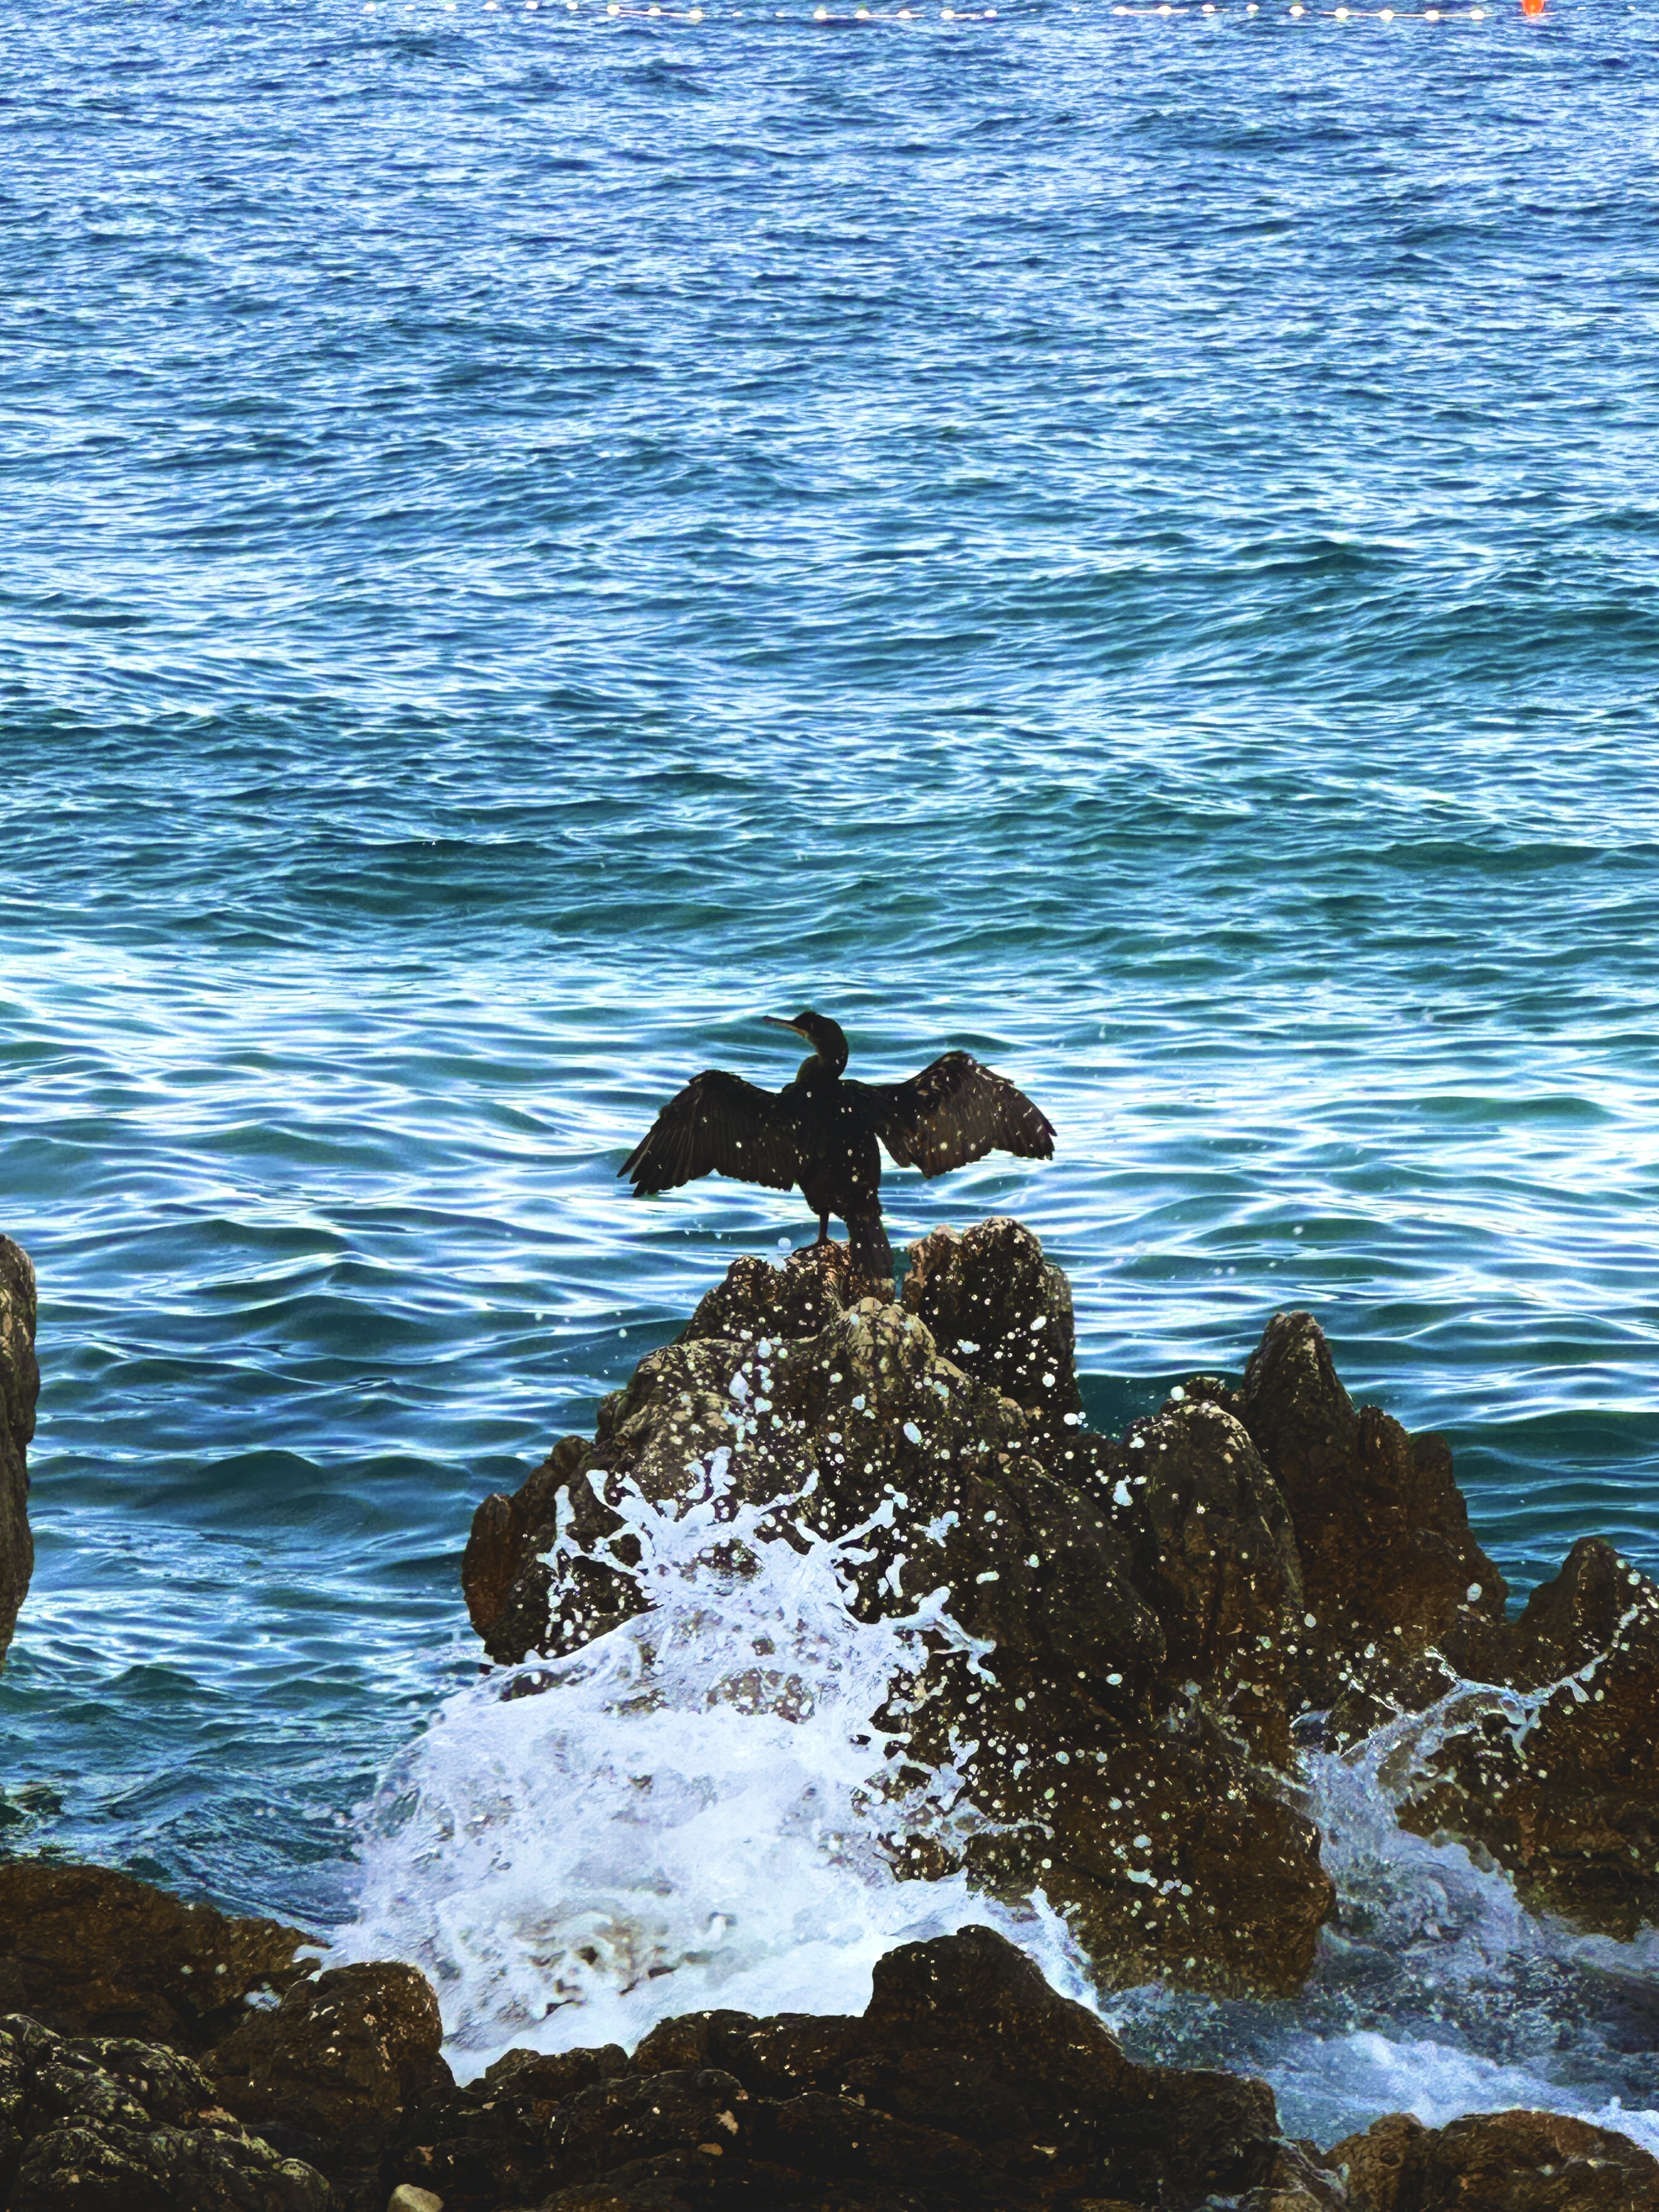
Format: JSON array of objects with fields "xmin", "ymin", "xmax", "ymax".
[
  {"xmin": 394, "ymin": 2045, "xmax": 630, "ymax": 2208},
  {"xmin": 901, "ymin": 1218, "xmax": 1082, "ymax": 1447},
  {"xmin": 461, "ymin": 1251, "xmax": 1659, "ymax": 1988},
  {"xmin": 1415, "ymin": 2108, "xmax": 1659, "ymax": 2209},
  {"xmin": 1327, "ymin": 2106, "xmax": 1659, "ymax": 2210},
  {"xmin": 0, "ymin": 1236, "xmax": 39, "ymax": 1661},
  {"xmin": 462, "ymin": 1434, "xmax": 642, "ymax": 1670},
  {"xmin": 1250, "ymin": 2138, "xmax": 1353, "ymax": 2209},
  {"xmin": 972, "ymin": 1714, "xmax": 1333, "ymax": 2002},
  {"xmin": 686, "ymin": 1246, "xmax": 856, "ymax": 1344},
  {"xmin": 0, "ymin": 1862, "xmax": 309, "ymax": 2053},
  {"xmin": 462, "ymin": 1229, "xmax": 1336, "ymax": 2008},
  {"xmin": 210, "ymin": 1962, "xmax": 450, "ymax": 2212},
  {"xmin": 1235, "ymin": 1312, "xmax": 1507, "ymax": 1707},
  {"xmin": 0, "ymin": 2013, "xmax": 331, "ymax": 2211},
  {"xmin": 12, "ymin": 2118, "xmax": 333, "ymax": 2212},
  {"xmin": 397, "ymin": 1924, "xmax": 1283, "ymax": 2211},
  {"xmin": 1380, "ymin": 1539, "xmax": 1659, "ymax": 1940},
  {"xmin": 1324, "ymin": 2112, "xmax": 1423, "ymax": 2212},
  {"xmin": 460, "ymin": 1229, "xmax": 1333, "ymax": 2000},
  {"xmin": 12, "ymin": 2018, "xmax": 225, "ymax": 2130},
  {"xmin": 1127, "ymin": 1397, "xmax": 1303, "ymax": 1765}
]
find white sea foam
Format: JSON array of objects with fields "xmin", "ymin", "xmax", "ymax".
[
  {"xmin": 1107, "ymin": 1701, "xmax": 1659, "ymax": 2154},
  {"xmin": 335, "ymin": 1450, "xmax": 1089, "ymax": 2076}
]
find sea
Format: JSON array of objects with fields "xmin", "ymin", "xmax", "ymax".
[{"xmin": 3, "ymin": 0, "xmax": 1658, "ymax": 2157}]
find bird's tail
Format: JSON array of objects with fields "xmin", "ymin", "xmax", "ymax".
[{"xmin": 847, "ymin": 1211, "xmax": 894, "ymax": 1290}]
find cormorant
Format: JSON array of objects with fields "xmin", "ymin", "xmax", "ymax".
[{"xmin": 618, "ymin": 1012, "xmax": 1056, "ymax": 1280}]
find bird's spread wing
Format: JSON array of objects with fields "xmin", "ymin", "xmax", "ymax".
[
  {"xmin": 860, "ymin": 1052, "xmax": 1056, "ymax": 1178},
  {"xmin": 619, "ymin": 1070, "xmax": 799, "ymax": 1195}
]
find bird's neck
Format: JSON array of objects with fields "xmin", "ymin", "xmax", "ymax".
[{"xmin": 800, "ymin": 1051, "xmax": 846, "ymax": 1084}]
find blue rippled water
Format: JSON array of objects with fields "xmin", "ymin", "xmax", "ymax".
[{"xmin": 2, "ymin": 0, "xmax": 1657, "ymax": 2021}]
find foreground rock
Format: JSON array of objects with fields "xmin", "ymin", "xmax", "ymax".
[
  {"xmin": 0, "ymin": 2012, "xmax": 330, "ymax": 2211},
  {"xmin": 4, "ymin": 1866, "xmax": 1657, "ymax": 2212},
  {"xmin": 377, "ymin": 1927, "xmax": 1659, "ymax": 2211},
  {"xmin": 0, "ymin": 1238, "xmax": 37, "ymax": 1662},
  {"xmin": 210, "ymin": 1961, "xmax": 453, "ymax": 2212},
  {"xmin": 394, "ymin": 1924, "xmax": 1289, "ymax": 2210},
  {"xmin": 1328, "ymin": 2107, "xmax": 1659, "ymax": 2210},
  {"xmin": 0, "ymin": 1862, "xmax": 309, "ymax": 2055}
]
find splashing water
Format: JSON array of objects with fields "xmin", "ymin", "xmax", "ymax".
[
  {"xmin": 336, "ymin": 1451, "xmax": 1088, "ymax": 2075},
  {"xmin": 1107, "ymin": 1701, "xmax": 1659, "ymax": 2155},
  {"xmin": 340, "ymin": 1449, "xmax": 1659, "ymax": 2139}
]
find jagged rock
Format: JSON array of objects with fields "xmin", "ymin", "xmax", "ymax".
[
  {"xmin": 0, "ymin": 1863, "xmax": 309, "ymax": 2054},
  {"xmin": 395, "ymin": 2045, "xmax": 630, "ymax": 2208},
  {"xmin": 901, "ymin": 1218, "xmax": 1082, "ymax": 1448},
  {"xmin": 0, "ymin": 1236, "xmax": 39, "ymax": 1661},
  {"xmin": 687, "ymin": 1246, "xmax": 855, "ymax": 1342},
  {"xmin": 210, "ymin": 1962, "xmax": 450, "ymax": 2212},
  {"xmin": 1126, "ymin": 1397, "xmax": 1303, "ymax": 1765},
  {"xmin": 1252, "ymin": 2138, "xmax": 1352, "ymax": 2209},
  {"xmin": 461, "ymin": 1229, "xmax": 1333, "ymax": 2000},
  {"xmin": 1369, "ymin": 1539, "xmax": 1659, "ymax": 1940},
  {"xmin": 7, "ymin": 2015, "xmax": 225, "ymax": 2130},
  {"xmin": 12, "ymin": 2118, "xmax": 331, "ymax": 2212},
  {"xmin": 0, "ymin": 2013, "xmax": 330, "ymax": 2211},
  {"xmin": 459, "ymin": 1245, "xmax": 1659, "ymax": 1985},
  {"xmin": 1415, "ymin": 2108, "xmax": 1659, "ymax": 2209},
  {"xmin": 462, "ymin": 1432, "xmax": 642, "ymax": 1671},
  {"xmin": 1325, "ymin": 2112, "xmax": 1423, "ymax": 2211},
  {"xmin": 963, "ymin": 1712, "xmax": 1333, "ymax": 2002},
  {"xmin": 395, "ymin": 1924, "xmax": 1284, "ymax": 2211},
  {"xmin": 1327, "ymin": 2106, "xmax": 1659, "ymax": 2210},
  {"xmin": 1235, "ymin": 1312, "xmax": 1507, "ymax": 1707}
]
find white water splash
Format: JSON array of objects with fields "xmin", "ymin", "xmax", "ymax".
[
  {"xmin": 341, "ymin": 1459, "xmax": 1659, "ymax": 2147},
  {"xmin": 335, "ymin": 1451, "xmax": 1090, "ymax": 2075},
  {"xmin": 1107, "ymin": 1697, "xmax": 1659, "ymax": 2155},
  {"xmin": 1297, "ymin": 1690, "xmax": 1659, "ymax": 2154}
]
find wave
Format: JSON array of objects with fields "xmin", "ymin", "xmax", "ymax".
[{"xmin": 336, "ymin": 1454, "xmax": 1659, "ymax": 2148}]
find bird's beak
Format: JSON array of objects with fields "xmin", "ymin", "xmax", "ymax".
[{"xmin": 762, "ymin": 1016, "xmax": 808, "ymax": 1036}]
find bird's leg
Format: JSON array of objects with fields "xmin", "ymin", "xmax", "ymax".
[{"xmin": 816, "ymin": 1214, "xmax": 831, "ymax": 1246}]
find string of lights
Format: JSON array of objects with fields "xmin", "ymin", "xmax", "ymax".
[{"xmin": 356, "ymin": 0, "xmax": 1545, "ymax": 22}]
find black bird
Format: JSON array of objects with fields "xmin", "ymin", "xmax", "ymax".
[{"xmin": 618, "ymin": 1012, "xmax": 1056, "ymax": 1282}]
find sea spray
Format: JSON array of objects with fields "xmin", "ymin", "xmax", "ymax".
[
  {"xmin": 341, "ymin": 1451, "xmax": 1659, "ymax": 2141},
  {"xmin": 336, "ymin": 1448, "xmax": 1091, "ymax": 2075},
  {"xmin": 1106, "ymin": 1696, "xmax": 1659, "ymax": 2154}
]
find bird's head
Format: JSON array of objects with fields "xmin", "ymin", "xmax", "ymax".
[{"xmin": 764, "ymin": 1009, "xmax": 849, "ymax": 1075}]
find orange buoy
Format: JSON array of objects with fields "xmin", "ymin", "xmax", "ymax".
[{"xmin": 1521, "ymin": 0, "xmax": 1545, "ymax": 14}]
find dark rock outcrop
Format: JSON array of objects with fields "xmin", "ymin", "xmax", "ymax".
[
  {"xmin": 901, "ymin": 1218, "xmax": 1082, "ymax": 1449},
  {"xmin": 1333, "ymin": 1535, "xmax": 1659, "ymax": 1940},
  {"xmin": 0, "ymin": 1239, "xmax": 38, "ymax": 1662},
  {"xmin": 463, "ymin": 1224, "xmax": 1334, "ymax": 2000},
  {"xmin": 463, "ymin": 1230, "xmax": 1659, "ymax": 1979},
  {"xmin": 3, "ymin": 1861, "xmax": 1657, "ymax": 2212},
  {"xmin": 210, "ymin": 1961, "xmax": 450, "ymax": 2212},
  {"xmin": 0, "ymin": 1863, "xmax": 309, "ymax": 2056},
  {"xmin": 1327, "ymin": 2106, "xmax": 1659, "ymax": 2210},
  {"xmin": 395, "ymin": 1923, "xmax": 1284, "ymax": 2211},
  {"xmin": 1233, "ymin": 1311, "xmax": 1509, "ymax": 1709},
  {"xmin": 0, "ymin": 2012, "xmax": 330, "ymax": 2211}
]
